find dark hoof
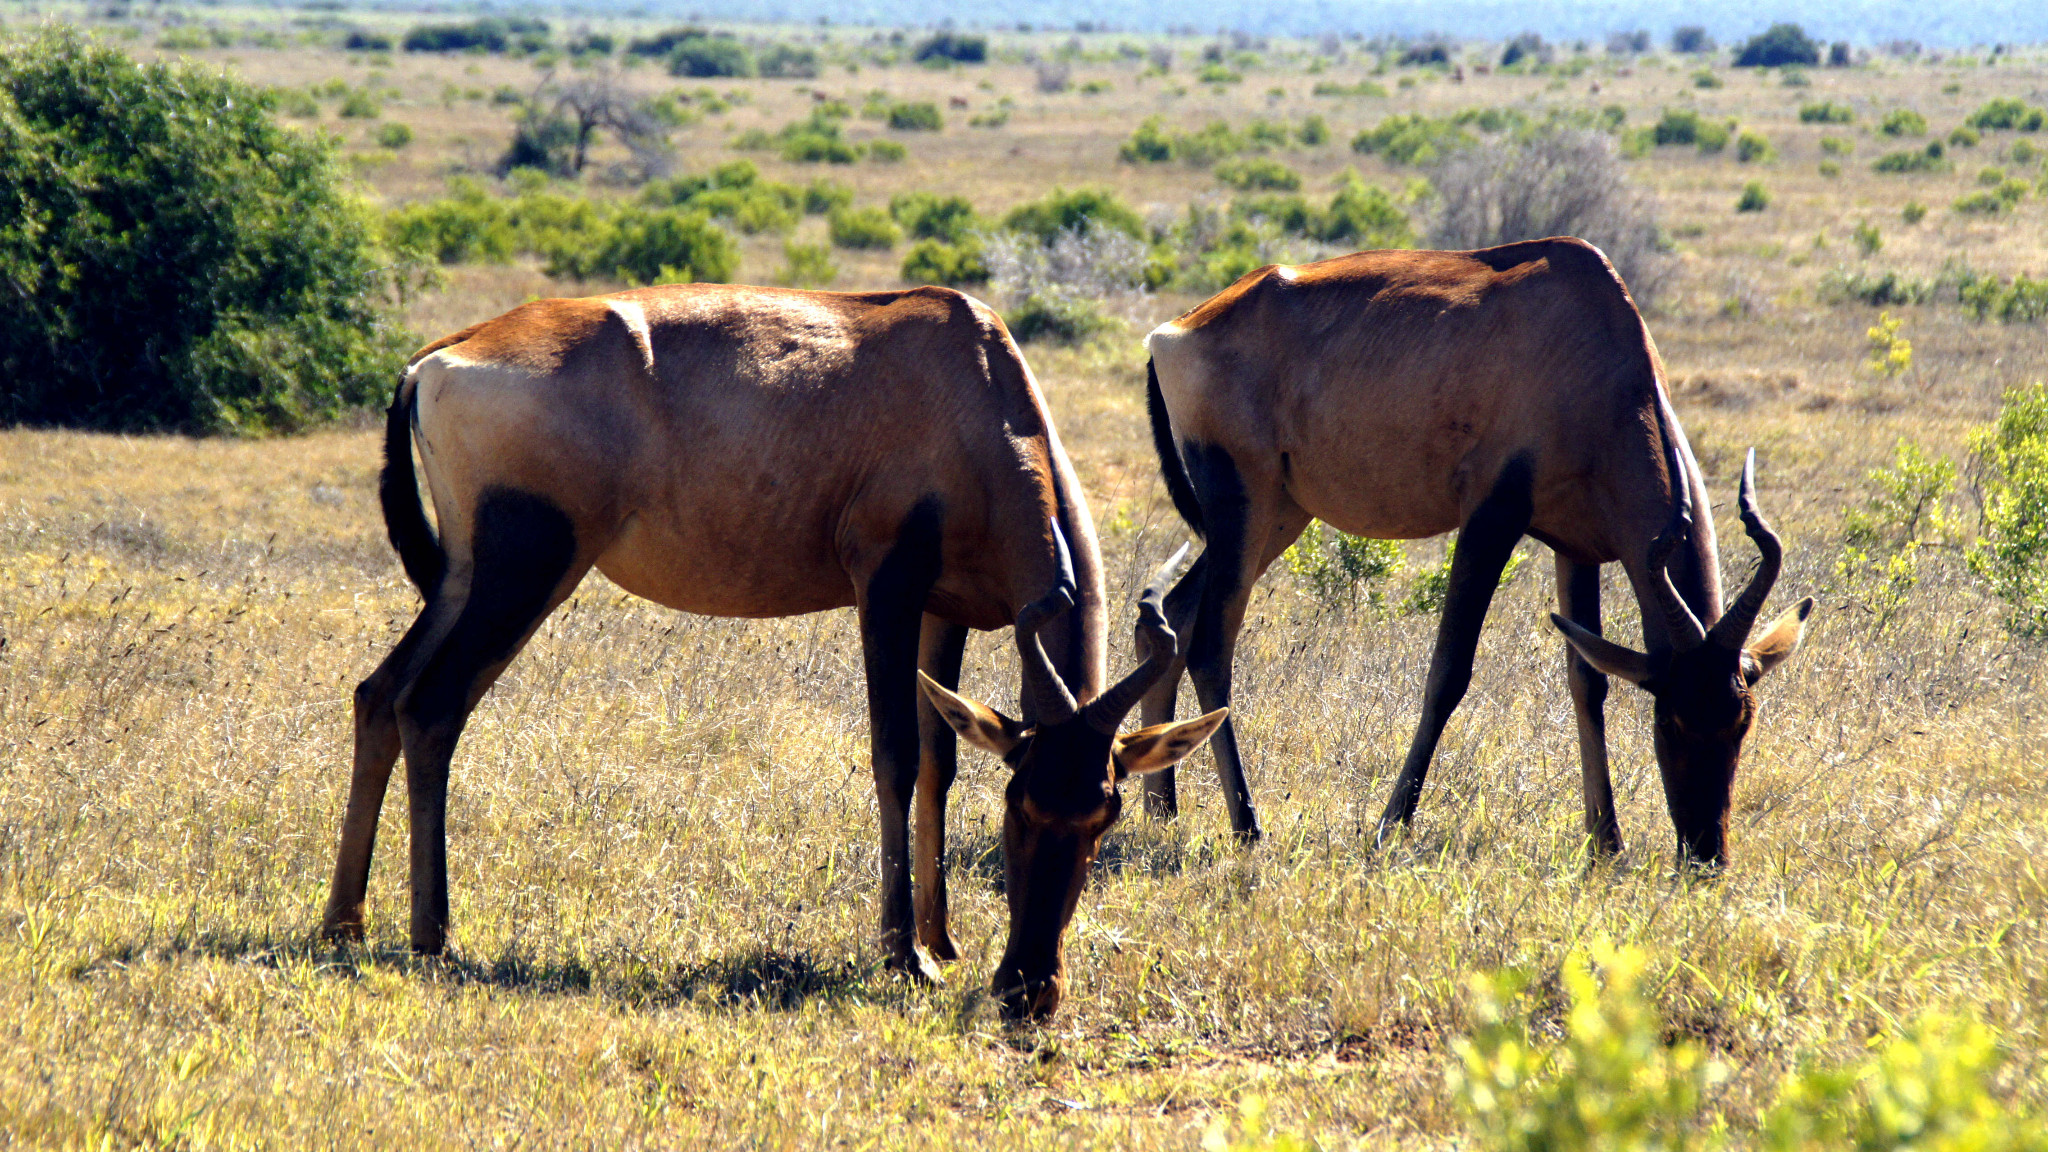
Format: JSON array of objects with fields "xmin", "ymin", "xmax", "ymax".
[{"xmin": 320, "ymin": 919, "xmax": 365, "ymax": 945}]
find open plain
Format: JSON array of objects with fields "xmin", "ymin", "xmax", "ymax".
[{"xmin": 2, "ymin": 12, "xmax": 2046, "ymax": 1147}]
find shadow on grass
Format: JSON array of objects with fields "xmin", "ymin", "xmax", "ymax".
[
  {"xmin": 76, "ymin": 928, "xmax": 876, "ymax": 1013},
  {"xmin": 941, "ymin": 820, "xmax": 1225, "ymax": 895}
]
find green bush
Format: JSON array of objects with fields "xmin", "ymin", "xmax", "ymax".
[
  {"xmin": 1296, "ymin": 114, "xmax": 1329, "ymax": 145},
  {"xmin": 338, "ymin": 87, "xmax": 380, "ymax": 118},
  {"xmin": 740, "ymin": 113, "xmax": 864, "ymax": 163},
  {"xmin": 669, "ymin": 35, "xmax": 752, "ymax": 78},
  {"xmin": 384, "ymin": 179, "xmax": 517, "ymax": 264},
  {"xmin": 1799, "ymin": 100, "xmax": 1854, "ymax": 123},
  {"xmin": 1737, "ymin": 130, "xmax": 1776, "ymax": 163},
  {"xmin": 1737, "ymin": 181, "xmax": 1771, "ymax": 211},
  {"xmin": 899, "ymin": 238, "xmax": 989, "ymax": 285},
  {"xmin": 547, "ymin": 206, "xmax": 736, "ymax": 285},
  {"xmin": 827, "ymin": 205, "xmax": 901, "ymax": 249},
  {"xmin": 1969, "ymin": 383, "xmax": 2048, "ymax": 637},
  {"xmin": 1874, "ymin": 142, "xmax": 1951, "ymax": 173},
  {"xmin": 1352, "ymin": 112, "xmax": 1472, "ymax": 165},
  {"xmin": 1903, "ymin": 201, "xmax": 1929, "ymax": 224},
  {"xmin": 889, "ymin": 192, "xmax": 977, "ymax": 242},
  {"xmin": 1002, "ymin": 187, "xmax": 1145, "ymax": 244},
  {"xmin": 403, "ymin": 18, "xmax": 550, "ymax": 55},
  {"xmin": 774, "ymin": 240, "xmax": 836, "ymax": 288},
  {"xmin": 1403, "ymin": 540, "xmax": 1525, "ymax": 615},
  {"xmin": 865, "ymin": 139, "xmax": 907, "ymax": 163},
  {"xmin": 273, "ymin": 86, "xmax": 320, "ymax": 118},
  {"xmin": 1215, "ymin": 157, "xmax": 1301, "ymax": 190},
  {"xmin": 1005, "ymin": 292, "xmax": 1113, "ymax": 344},
  {"xmin": 1819, "ymin": 134, "xmax": 1852, "ymax": 154},
  {"xmin": 755, "ymin": 44, "xmax": 818, "ymax": 79},
  {"xmin": 1733, "ymin": 22, "xmax": 1821, "ymax": 67},
  {"xmin": 1966, "ymin": 97, "xmax": 2048, "ymax": 132},
  {"xmin": 885, "ymin": 101, "xmax": 942, "ymax": 131},
  {"xmin": 375, "ymin": 121, "xmax": 414, "ymax": 149},
  {"xmin": 1950, "ymin": 125, "xmax": 1982, "ymax": 148},
  {"xmin": 912, "ymin": 33, "xmax": 986, "ymax": 64},
  {"xmin": 1283, "ymin": 524, "xmax": 1402, "ymax": 609},
  {"xmin": 0, "ymin": 29, "xmax": 411, "ymax": 434},
  {"xmin": 1310, "ymin": 80, "xmax": 1387, "ymax": 98},
  {"xmin": 1959, "ymin": 272, "xmax": 2048, "ymax": 322},
  {"xmin": 1880, "ymin": 108, "xmax": 1928, "ymax": 136},
  {"xmin": 642, "ymin": 160, "xmax": 801, "ymax": 234},
  {"xmin": 802, "ymin": 179, "xmax": 853, "ymax": 215},
  {"xmin": 1651, "ymin": 108, "xmax": 1731, "ymax": 153}
]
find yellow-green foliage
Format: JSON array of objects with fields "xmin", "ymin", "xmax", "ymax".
[
  {"xmin": 1967, "ymin": 383, "xmax": 2048, "ymax": 636},
  {"xmin": 1865, "ymin": 311, "xmax": 1913, "ymax": 377},
  {"xmin": 1282, "ymin": 522, "xmax": 1403, "ymax": 609}
]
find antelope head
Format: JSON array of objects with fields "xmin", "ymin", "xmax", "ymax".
[
  {"xmin": 1551, "ymin": 449, "xmax": 1814, "ymax": 867},
  {"xmin": 917, "ymin": 533, "xmax": 1226, "ymax": 1022}
]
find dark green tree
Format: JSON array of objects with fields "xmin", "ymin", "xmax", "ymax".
[
  {"xmin": 1, "ymin": 30, "xmax": 414, "ymax": 433},
  {"xmin": 1734, "ymin": 23, "xmax": 1822, "ymax": 67}
]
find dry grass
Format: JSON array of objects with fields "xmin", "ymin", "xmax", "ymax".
[{"xmin": 4, "ymin": 16, "xmax": 2048, "ymax": 1149}]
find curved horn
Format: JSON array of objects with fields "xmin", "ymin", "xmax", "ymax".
[
  {"xmin": 1708, "ymin": 448, "xmax": 1783, "ymax": 651},
  {"xmin": 1082, "ymin": 542, "xmax": 1191, "ymax": 734},
  {"xmin": 1648, "ymin": 419, "xmax": 1708, "ymax": 653},
  {"xmin": 1014, "ymin": 518, "xmax": 1079, "ymax": 724}
]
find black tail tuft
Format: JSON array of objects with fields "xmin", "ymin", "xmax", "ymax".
[
  {"xmin": 381, "ymin": 377, "xmax": 445, "ymax": 599},
  {"xmin": 1146, "ymin": 359, "xmax": 1205, "ymax": 537}
]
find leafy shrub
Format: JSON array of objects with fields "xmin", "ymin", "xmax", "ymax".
[
  {"xmin": 273, "ymin": 86, "xmax": 320, "ymax": 118},
  {"xmin": 889, "ymin": 192, "xmax": 977, "ymax": 242},
  {"xmin": 1737, "ymin": 130, "xmax": 1776, "ymax": 163},
  {"xmin": 885, "ymin": 101, "xmax": 942, "ymax": 131},
  {"xmin": 774, "ymin": 240, "xmax": 836, "ymax": 288},
  {"xmin": 1233, "ymin": 171, "xmax": 1414, "ymax": 248},
  {"xmin": 1397, "ymin": 38, "xmax": 1453, "ymax": 66},
  {"xmin": 625, "ymin": 28, "xmax": 705, "ymax": 57},
  {"xmin": 912, "ymin": 33, "xmax": 986, "ymax": 64},
  {"xmin": 1969, "ymin": 384, "xmax": 2048, "ymax": 637},
  {"xmin": 1284, "ymin": 524, "xmax": 1402, "ymax": 609},
  {"xmin": 827, "ymin": 205, "xmax": 900, "ymax": 249},
  {"xmin": 1121, "ymin": 117, "xmax": 1267, "ymax": 165},
  {"xmin": 1297, "ymin": 115, "xmax": 1330, "ymax": 145},
  {"xmin": 1837, "ymin": 439, "xmax": 1954, "ymax": 627},
  {"xmin": 343, "ymin": 30, "xmax": 394, "ymax": 52},
  {"xmin": 1865, "ymin": 311, "xmax": 1912, "ymax": 376},
  {"xmin": 1196, "ymin": 63, "xmax": 1242, "ymax": 84},
  {"xmin": 1734, "ymin": 23, "xmax": 1821, "ymax": 67},
  {"xmin": 1005, "ymin": 292, "xmax": 1114, "ymax": 344},
  {"xmin": 1216, "ymin": 157, "xmax": 1301, "ymax": 190},
  {"xmin": 1670, "ymin": 25, "xmax": 1714, "ymax": 53},
  {"xmin": 1500, "ymin": 32, "xmax": 1550, "ymax": 69},
  {"xmin": 1873, "ymin": 142, "xmax": 1951, "ymax": 173},
  {"xmin": 338, "ymin": 87, "xmax": 380, "ymax": 118},
  {"xmin": 1737, "ymin": 181, "xmax": 1771, "ymax": 211},
  {"xmin": 0, "ymin": 29, "xmax": 411, "ymax": 433},
  {"xmin": 802, "ymin": 179, "xmax": 853, "ymax": 215},
  {"xmin": 1799, "ymin": 101, "xmax": 1854, "ymax": 123},
  {"xmin": 1651, "ymin": 108, "xmax": 1731, "ymax": 153},
  {"xmin": 1818, "ymin": 267, "xmax": 1936, "ymax": 305},
  {"xmin": 1352, "ymin": 113, "xmax": 1473, "ymax": 165},
  {"xmin": 756, "ymin": 44, "xmax": 818, "ymax": 79},
  {"xmin": 670, "ymin": 35, "xmax": 753, "ymax": 78},
  {"xmin": 739, "ymin": 113, "xmax": 864, "ymax": 163},
  {"xmin": 1819, "ymin": 134, "xmax": 1852, "ymax": 154},
  {"xmin": 1903, "ymin": 200, "xmax": 1929, "ymax": 224},
  {"xmin": 1854, "ymin": 220, "xmax": 1883, "ymax": 255},
  {"xmin": 402, "ymin": 18, "xmax": 549, "ymax": 55},
  {"xmin": 1426, "ymin": 127, "xmax": 1668, "ymax": 302},
  {"xmin": 1002, "ymin": 187, "xmax": 1145, "ymax": 244},
  {"xmin": 899, "ymin": 238, "xmax": 989, "ymax": 285},
  {"xmin": 547, "ymin": 206, "xmax": 736, "ymax": 284},
  {"xmin": 1453, "ymin": 941, "xmax": 1708, "ymax": 1152},
  {"xmin": 1950, "ymin": 125, "xmax": 1981, "ymax": 148},
  {"xmin": 1966, "ymin": 97, "xmax": 2047, "ymax": 132},
  {"xmin": 1880, "ymin": 108, "xmax": 1928, "ymax": 136},
  {"xmin": 1952, "ymin": 184, "xmax": 2027, "ymax": 215},
  {"xmin": 375, "ymin": 121, "xmax": 414, "ymax": 149},
  {"xmin": 1958, "ymin": 272, "xmax": 2048, "ymax": 322},
  {"xmin": 643, "ymin": 160, "xmax": 801, "ymax": 234},
  {"xmin": 1692, "ymin": 69, "xmax": 1724, "ymax": 90},
  {"xmin": 384, "ymin": 180, "xmax": 516, "ymax": 264},
  {"xmin": 865, "ymin": 139, "xmax": 907, "ymax": 163}
]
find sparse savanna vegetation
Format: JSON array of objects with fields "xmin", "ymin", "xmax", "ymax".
[{"xmin": 4, "ymin": 13, "xmax": 2048, "ymax": 1149}]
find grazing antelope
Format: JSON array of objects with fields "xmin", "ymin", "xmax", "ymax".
[
  {"xmin": 317, "ymin": 283, "xmax": 1226, "ymax": 1020},
  {"xmin": 1137, "ymin": 239, "xmax": 1814, "ymax": 865}
]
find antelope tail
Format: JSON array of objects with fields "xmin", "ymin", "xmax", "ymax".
[
  {"xmin": 1146, "ymin": 359, "xmax": 1205, "ymax": 537},
  {"xmin": 380, "ymin": 375, "xmax": 445, "ymax": 600}
]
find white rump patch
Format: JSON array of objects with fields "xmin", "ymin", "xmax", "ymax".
[
  {"xmin": 1143, "ymin": 322, "xmax": 1185, "ymax": 357},
  {"xmin": 608, "ymin": 299, "xmax": 657, "ymax": 373}
]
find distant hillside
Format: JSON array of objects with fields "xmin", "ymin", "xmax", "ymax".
[{"xmin": 589, "ymin": 0, "xmax": 2046, "ymax": 46}]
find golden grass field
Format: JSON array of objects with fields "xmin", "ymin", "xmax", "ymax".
[{"xmin": 2, "ymin": 14, "xmax": 2047, "ymax": 1148}]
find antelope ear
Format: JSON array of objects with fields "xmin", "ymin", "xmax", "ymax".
[
  {"xmin": 1549, "ymin": 614, "xmax": 1653, "ymax": 686},
  {"xmin": 917, "ymin": 671, "xmax": 1028, "ymax": 755},
  {"xmin": 1113, "ymin": 709, "xmax": 1229, "ymax": 779},
  {"xmin": 1744, "ymin": 597, "xmax": 1814, "ymax": 682}
]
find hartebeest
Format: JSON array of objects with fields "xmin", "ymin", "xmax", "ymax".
[
  {"xmin": 317, "ymin": 283, "xmax": 1226, "ymax": 1020},
  {"xmin": 1137, "ymin": 239, "xmax": 1813, "ymax": 865}
]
